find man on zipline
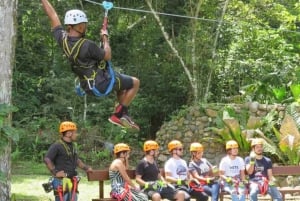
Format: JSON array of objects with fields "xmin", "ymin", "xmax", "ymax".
[{"xmin": 41, "ymin": 0, "xmax": 140, "ymax": 131}]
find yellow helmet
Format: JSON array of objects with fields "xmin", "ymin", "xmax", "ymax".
[
  {"xmin": 59, "ymin": 121, "xmax": 77, "ymax": 134},
  {"xmin": 251, "ymin": 138, "xmax": 264, "ymax": 147},
  {"xmin": 114, "ymin": 143, "xmax": 130, "ymax": 154},
  {"xmin": 226, "ymin": 140, "xmax": 239, "ymax": 150},
  {"xmin": 190, "ymin": 142, "xmax": 204, "ymax": 152},
  {"xmin": 168, "ymin": 140, "xmax": 183, "ymax": 152},
  {"xmin": 143, "ymin": 140, "xmax": 159, "ymax": 152}
]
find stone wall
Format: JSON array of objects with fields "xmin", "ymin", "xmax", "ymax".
[{"xmin": 155, "ymin": 102, "xmax": 286, "ymax": 166}]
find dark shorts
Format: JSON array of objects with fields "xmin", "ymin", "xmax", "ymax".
[
  {"xmin": 144, "ymin": 186, "xmax": 176, "ymax": 200},
  {"xmin": 114, "ymin": 72, "xmax": 134, "ymax": 91}
]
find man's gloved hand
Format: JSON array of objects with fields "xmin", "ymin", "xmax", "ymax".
[
  {"xmin": 250, "ymin": 151, "xmax": 256, "ymax": 164},
  {"xmin": 177, "ymin": 179, "xmax": 186, "ymax": 186},
  {"xmin": 212, "ymin": 166, "xmax": 219, "ymax": 174},
  {"xmin": 144, "ymin": 182, "xmax": 156, "ymax": 190},
  {"xmin": 269, "ymin": 178, "xmax": 276, "ymax": 186},
  {"xmin": 206, "ymin": 177, "xmax": 216, "ymax": 184},
  {"xmin": 226, "ymin": 177, "xmax": 232, "ymax": 183}
]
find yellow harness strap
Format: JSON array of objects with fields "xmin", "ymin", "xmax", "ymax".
[{"xmin": 63, "ymin": 37, "xmax": 86, "ymax": 64}]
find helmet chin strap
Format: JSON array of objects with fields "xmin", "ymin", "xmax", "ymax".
[{"xmin": 72, "ymin": 26, "xmax": 86, "ymax": 37}]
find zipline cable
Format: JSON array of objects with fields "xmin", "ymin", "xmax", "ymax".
[
  {"xmin": 84, "ymin": 0, "xmax": 219, "ymax": 23},
  {"xmin": 84, "ymin": 0, "xmax": 300, "ymax": 34}
]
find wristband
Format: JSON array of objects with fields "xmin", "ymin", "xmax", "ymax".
[
  {"xmin": 144, "ymin": 182, "xmax": 149, "ymax": 189},
  {"xmin": 250, "ymin": 161, "xmax": 255, "ymax": 165},
  {"xmin": 226, "ymin": 177, "xmax": 231, "ymax": 183},
  {"xmin": 177, "ymin": 179, "xmax": 182, "ymax": 185},
  {"xmin": 206, "ymin": 178, "xmax": 210, "ymax": 184}
]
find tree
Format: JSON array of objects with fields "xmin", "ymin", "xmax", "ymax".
[{"xmin": 0, "ymin": 0, "xmax": 17, "ymax": 200}]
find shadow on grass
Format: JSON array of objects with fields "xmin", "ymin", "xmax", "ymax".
[{"xmin": 11, "ymin": 193, "xmax": 51, "ymax": 201}]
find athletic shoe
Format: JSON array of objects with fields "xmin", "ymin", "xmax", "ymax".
[
  {"xmin": 108, "ymin": 114, "xmax": 124, "ymax": 128},
  {"xmin": 120, "ymin": 115, "xmax": 140, "ymax": 131}
]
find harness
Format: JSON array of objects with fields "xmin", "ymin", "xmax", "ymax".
[
  {"xmin": 189, "ymin": 180, "xmax": 204, "ymax": 192},
  {"xmin": 110, "ymin": 182, "xmax": 132, "ymax": 201},
  {"xmin": 52, "ymin": 176, "xmax": 81, "ymax": 201},
  {"xmin": 251, "ymin": 176, "xmax": 269, "ymax": 195},
  {"xmin": 62, "ymin": 37, "xmax": 115, "ymax": 97}
]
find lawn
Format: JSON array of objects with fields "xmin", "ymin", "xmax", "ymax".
[{"xmin": 11, "ymin": 161, "xmax": 108, "ymax": 201}]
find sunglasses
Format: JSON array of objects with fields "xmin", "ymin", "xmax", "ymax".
[{"xmin": 176, "ymin": 148, "xmax": 183, "ymax": 151}]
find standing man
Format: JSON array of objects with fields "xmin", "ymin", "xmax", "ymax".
[
  {"xmin": 164, "ymin": 140, "xmax": 208, "ymax": 201},
  {"xmin": 44, "ymin": 121, "xmax": 92, "ymax": 201},
  {"xmin": 219, "ymin": 140, "xmax": 246, "ymax": 201},
  {"xmin": 135, "ymin": 140, "xmax": 185, "ymax": 201},
  {"xmin": 41, "ymin": 0, "xmax": 140, "ymax": 130},
  {"xmin": 245, "ymin": 138, "xmax": 283, "ymax": 201}
]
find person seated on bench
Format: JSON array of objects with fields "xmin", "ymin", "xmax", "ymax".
[
  {"xmin": 109, "ymin": 143, "xmax": 148, "ymax": 201},
  {"xmin": 188, "ymin": 142, "xmax": 220, "ymax": 201},
  {"xmin": 164, "ymin": 140, "xmax": 209, "ymax": 201},
  {"xmin": 245, "ymin": 138, "xmax": 283, "ymax": 201},
  {"xmin": 219, "ymin": 140, "xmax": 246, "ymax": 201},
  {"xmin": 135, "ymin": 140, "xmax": 185, "ymax": 201}
]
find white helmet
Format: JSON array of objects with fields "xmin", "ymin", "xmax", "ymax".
[{"xmin": 64, "ymin": 9, "xmax": 88, "ymax": 25}]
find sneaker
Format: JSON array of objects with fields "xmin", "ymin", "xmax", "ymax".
[
  {"xmin": 108, "ymin": 114, "xmax": 124, "ymax": 128},
  {"xmin": 120, "ymin": 115, "xmax": 140, "ymax": 131}
]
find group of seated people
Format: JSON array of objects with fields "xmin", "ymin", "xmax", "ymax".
[{"xmin": 109, "ymin": 138, "xmax": 283, "ymax": 201}]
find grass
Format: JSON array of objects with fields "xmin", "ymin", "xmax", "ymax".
[{"xmin": 11, "ymin": 160, "xmax": 107, "ymax": 201}]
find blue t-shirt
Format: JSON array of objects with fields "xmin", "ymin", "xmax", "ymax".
[{"xmin": 245, "ymin": 156, "xmax": 272, "ymax": 181}]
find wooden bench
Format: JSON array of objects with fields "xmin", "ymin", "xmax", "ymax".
[
  {"xmin": 87, "ymin": 169, "xmax": 136, "ymax": 201},
  {"xmin": 219, "ymin": 165, "xmax": 300, "ymax": 201}
]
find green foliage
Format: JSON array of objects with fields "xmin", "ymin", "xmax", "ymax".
[
  {"xmin": 12, "ymin": 0, "xmax": 300, "ymax": 162},
  {"xmin": 210, "ymin": 106, "xmax": 251, "ymax": 156},
  {"xmin": 257, "ymin": 105, "xmax": 300, "ymax": 165},
  {"xmin": 209, "ymin": 103, "xmax": 300, "ymax": 164},
  {"xmin": 0, "ymin": 104, "xmax": 19, "ymax": 150}
]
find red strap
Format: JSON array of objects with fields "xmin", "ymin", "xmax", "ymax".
[
  {"xmin": 111, "ymin": 183, "xmax": 132, "ymax": 201},
  {"xmin": 259, "ymin": 178, "xmax": 269, "ymax": 195},
  {"xmin": 57, "ymin": 185, "xmax": 64, "ymax": 201},
  {"xmin": 71, "ymin": 177, "xmax": 78, "ymax": 201},
  {"xmin": 189, "ymin": 181, "xmax": 204, "ymax": 192}
]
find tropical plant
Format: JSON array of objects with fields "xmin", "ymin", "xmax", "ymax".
[{"xmin": 209, "ymin": 106, "xmax": 252, "ymax": 156}]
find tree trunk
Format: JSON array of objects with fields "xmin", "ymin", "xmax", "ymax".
[{"xmin": 0, "ymin": 0, "xmax": 17, "ymax": 200}]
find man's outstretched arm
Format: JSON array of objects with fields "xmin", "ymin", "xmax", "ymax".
[{"xmin": 41, "ymin": 0, "xmax": 61, "ymax": 29}]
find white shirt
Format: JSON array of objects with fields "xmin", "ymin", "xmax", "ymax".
[
  {"xmin": 219, "ymin": 155, "xmax": 245, "ymax": 177},
  {"xmin": 164, "ymin": 157, "xmax": 188, "ymax": 180}
]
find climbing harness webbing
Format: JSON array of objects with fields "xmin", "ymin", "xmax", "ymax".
[
  {"xmin": 62, "ymin": 36, "xmax": 115, "ymax": 97},
  {"xmin": 62, "ymin": 37, "xmax": 86, "ymax": 64},
  {"xmin": 111, "ymin": 182, "xmax": 132, "ymax": 201}
]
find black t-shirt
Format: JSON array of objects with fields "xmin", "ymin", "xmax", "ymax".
[
  {"xmin": 45, "ymin": 139, "xmax": 78, "ymax": 177},
  {"xmin": 136, "ymin": 158, "xmax": 160, "ymax": 182},
  {"xmin": 52, "ymin": 26, "xmax": 106, "ymax": 78}
]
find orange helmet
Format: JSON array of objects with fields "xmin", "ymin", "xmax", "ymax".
[
  {"xmin": 143, "ymin": 140, "xmax": 159, "ymax": 152},
  {"xmin": 168, "ymin": 140, "xmax": 183, "ymax": 152},
  {"xmin": 114, "ymin": 143, "xmax": 130, "ymax": 154},
  {"xmin": 251, "ymin": 138, "xmax": 264, "ymax": 147},
  {"xmin": 190, "ymin": 142, "xmax": 204, "ymax": 152},
  {"xmin": 59, "ymin": 121, "xmax": 77, "ymax": 134},
  {"xmin": 226, "ymin": 140, "xmax": 239, "ymax": 150}
]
